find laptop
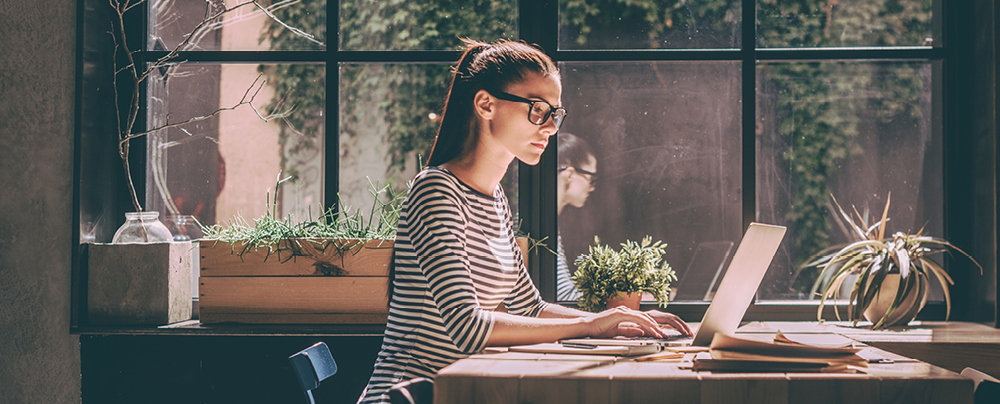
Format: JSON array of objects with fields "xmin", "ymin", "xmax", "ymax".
[{"xmin": 562, "ymin": 222, "xmax": 786, "ymax": 348}]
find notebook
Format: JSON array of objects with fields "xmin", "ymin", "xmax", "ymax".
[{"xmin": 562, "ymin": 222, "xmax": 787, "ymax": 348}]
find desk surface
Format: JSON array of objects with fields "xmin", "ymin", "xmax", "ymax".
[{"xmin": 435, "ymin": 323, "xmax": 983, "ymax": 404}]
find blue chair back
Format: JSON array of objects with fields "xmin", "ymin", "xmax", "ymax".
[{"xmin": 289, "ymin": 342, "xmax": 338, "ymax": 404}]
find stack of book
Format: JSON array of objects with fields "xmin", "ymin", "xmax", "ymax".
[{"xmin": 692, "ymin": 331, "xmax": 867, "ymax": 373}]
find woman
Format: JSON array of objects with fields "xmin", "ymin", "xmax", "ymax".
[
  {"xmin": 554, "ymin": 132, "xmax": 597, "ymax": 301},
  {"xmin": 358, "ymin": 39, "xmax": 691, "ymax": 404}
]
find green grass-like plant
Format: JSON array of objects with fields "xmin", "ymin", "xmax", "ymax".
[
  {"xmin": 572, "ymin": 236, "xmax": 677, "ymax": 312},
  {"xmin": 200, "ymin": 174, "xmax": 405, "ymax": 269},
  {"xmin": 807, "ymin": 193, "xmax": 982, "ymax": 329}
]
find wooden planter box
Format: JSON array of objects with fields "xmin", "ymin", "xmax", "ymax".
[
  {"xmin": 199, "ymin": 237, "xmax": 531, "ymax": 324},
  {"xmin": 199, "ymin": 239, "xmax": 394, "ymax": 324}
]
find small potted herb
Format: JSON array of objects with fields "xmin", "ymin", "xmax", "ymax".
[{"xmin": 572, "ymin": 236, "xmax": 677, "ymax": 312}]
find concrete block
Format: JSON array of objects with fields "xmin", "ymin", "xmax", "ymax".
[{"xmin": 87, "ymin": 242, "xmax": 193, "ymax": 325}]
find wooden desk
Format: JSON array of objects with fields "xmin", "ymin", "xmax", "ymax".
[
  {"xmin": 742, "ymin": 321, "xmax": 1000, "ymax": 376},
  {"xmin": 435, "ymin": 325, "xmax": 979, "ymax": 404}
]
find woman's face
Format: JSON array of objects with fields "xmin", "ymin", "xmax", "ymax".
[
  {"xmin": 564, "ymin": 155, "xmax": 597, "ymax": 208},
  {"xmin": 488, "ymin": 72, "xmax": 562, "ymax": 165}
]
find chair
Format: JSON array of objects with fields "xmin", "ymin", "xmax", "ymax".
[
  {"xmin": 289, "ymin": 342, "xmax": 338, "ymax": 404},
  {"xmin": 961, "ymin": 367, "xmax": 1000, "ymax": 404},
  {"xmin": 387, "ymin": 377, "xmax": 434, "ymax": 404}
]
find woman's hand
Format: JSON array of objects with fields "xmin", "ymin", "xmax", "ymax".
[
  {"xmin": 645, "ymin": 310, "xmax": 693, "ymax": 336},
  {"xmin": 584, "ymin": 307, "xmax": 667, "ymax": 339}
]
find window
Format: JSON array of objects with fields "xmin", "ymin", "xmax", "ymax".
[{"xmin": 108, "ymin": 0, "xmax": 984, "ymax": 319}]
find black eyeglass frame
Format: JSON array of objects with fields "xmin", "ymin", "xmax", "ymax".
[
  {"xmin": 488, "ymin": 90, "xmax": 568, "ymax": 130},
  {"xmin": 558, "ymin": 165, "xmax": 597, "ymax": 185}
]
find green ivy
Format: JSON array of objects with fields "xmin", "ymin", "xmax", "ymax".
[{"xmin": 258, "ymin": 1, "xmax": 931, "ymax": 294}]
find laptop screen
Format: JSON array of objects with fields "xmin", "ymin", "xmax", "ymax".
[{"xmin": 690, "ymin": 222, "xmax": 786, "ymax": 346}]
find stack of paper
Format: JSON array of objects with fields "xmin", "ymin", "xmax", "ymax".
[
  {"xmin": 692, "ymin": 331, "xmax": 866, "ymax": 372},
  {"xmin": 507, "ymin": 342, "xmax": 662, "ymax": 357}
]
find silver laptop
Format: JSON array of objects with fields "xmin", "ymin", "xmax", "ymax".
[{"xmin": 563, "ymin": 222, "xmax": 786, "ymax": 347}]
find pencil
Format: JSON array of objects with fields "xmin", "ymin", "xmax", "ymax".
[{"xmin": 634, "ymin": 352, "xmax": 685, "ymax": 362}]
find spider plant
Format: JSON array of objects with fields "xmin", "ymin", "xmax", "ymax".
[{"xmin": 808, "ymin": 193, "xmax": 982, "ymax": 329}]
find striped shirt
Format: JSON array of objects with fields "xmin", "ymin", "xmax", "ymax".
[
  {"xmin": 358, "ymin": 167, "xmax": 547, "ymax": 404},
  {"xmin": 555, "ymin": 233, "xmax": 582, "ymax": 301}
]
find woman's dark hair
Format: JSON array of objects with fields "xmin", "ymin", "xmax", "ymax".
[
  {"xmin": 426, "ymin": 38, "xmax": 559, "ymax": 167},
  {"xmin": 556, "ymin": 132, "xmax": 594, "ymax": 168}
]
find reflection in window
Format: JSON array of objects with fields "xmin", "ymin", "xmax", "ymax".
[
  {"xmin": 558, "ymin": 61, "xmax": 743, "ymax": 302},
  {"xmin": 339, "ymin": 0, "xmax": 516, "ymax": 50},
  {"xmin": 756, "ymin": 61, "xmax": 940, "ymax": 300},
  {"xmin": 756, "ymin": 0, "xmax": 934, "ymax": 48},
  {"xmin": 145, "ymin": 63, "xmax": 326, "ymax": 228},
  {"xmin": 559, "ymin": 0, "xmax": 741, "ymax": 50},
  {"xmin": 338, "ymin": 64, "xmax": 520, "ymax": 219},
  {"xmin": 149, "ymin": 0, "xmax": 326, "ymax": 51}
]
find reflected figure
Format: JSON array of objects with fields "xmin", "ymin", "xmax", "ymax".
[{"xmin": 555, "ymin": 132, "xmax": 597, "ymax": 301}]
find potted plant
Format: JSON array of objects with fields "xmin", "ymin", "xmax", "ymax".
[
  {"xmin": 196, "ymin": 176, "xmax": 403, "ymax": 324},
  {"xmin": 808, "ymin": 194, "xmax": 982, "ymax": 329},
  {"xmin": 571, "ymin": 236, "xmax": 677, "ymax": 312},
  {"xmin": 197, "ymin": 175, "xmax": 540, "ymax": 324},
  {"xmin": 84, "ymin": 1, "xmax": 322, "ymax": 325}
]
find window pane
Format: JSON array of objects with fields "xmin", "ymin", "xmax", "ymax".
[
  {"xmin": 338, "ymin": 64, "xmax": 523, "ymax": 219},
  {"xmin": 145, "ymin": 63, "xmax": 326, "ymax": 228},
  {"xmin": 559, "ymin": 0, "xmax": 741, "ymax": 50},
  {"xmin": 149, "ymin": 0, "xmax": 325, "ymax": 51},
  {"xmin": 557, "ymin": 61, "xmax": 743, "ymax": 303},
  {"xmin": 756, "ymin": 61, "xmax": 941, "ymax": 300},
  {"xmin": 757, "ymin": 0, "xmax": 935, "ymax": 48},
  {"xmin": 339, "ymin": 0, "xmax": 516, "ymax": 50}
]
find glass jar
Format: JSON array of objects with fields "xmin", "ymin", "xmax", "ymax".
[
  {"xmin": 164, "ymin": 214, "xmax": 205, "ymax": 302},
  {"xmin": 112, "ymin": 211, "xmax": 173, "ymax": 244},
  {"xmin": 163, "ymin": 215, "xmax": 205, "ymax": 242}
]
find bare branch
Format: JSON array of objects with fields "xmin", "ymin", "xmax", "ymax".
[
  {"xmin": 252, "ymin": 0, "xmax": 325, "ymax": 47},
  {"xmin": 122, "ymin": 0, "xmax": 147, "ymax": 14},
  {"xmin": 121, "ymin": 73, "xmax": 270, "ymax": 143}
]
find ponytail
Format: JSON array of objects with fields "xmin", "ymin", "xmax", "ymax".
[{"xmin": 426, "ymin": 38, "xmax": 558, "ymax": 167}]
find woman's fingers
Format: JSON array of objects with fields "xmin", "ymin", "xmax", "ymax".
[
  {"xmin": 589, "ymin": 307, "xmax": 665, "ymax": 338},
  {"xmin": 646, "ymin": 310, "xmax": 693, "ymax": 336}
]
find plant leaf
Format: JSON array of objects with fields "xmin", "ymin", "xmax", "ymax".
[
  {"xmin": 877, "ymin": 192, "xmax": 891, "ymax": 241},
  {"xmin": 830, "ymin": 195, "xmax": 868, "ymax": 240},
  {"xmin": 921, "ymin": 257, "xmax": 954, "ymax": 320}
]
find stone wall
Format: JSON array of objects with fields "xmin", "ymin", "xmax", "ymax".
[{"xmin": 0, "ymin": 0, "xmax": 82, "ymax": 402}]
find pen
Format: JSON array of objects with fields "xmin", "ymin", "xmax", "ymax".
[
  {"xmin": 634, "ymin": 352, "xmax": 685, "ymax": 362},
  {"xmin": 561, "ymin": 342, "xmax": 599, "ymax": 349}
]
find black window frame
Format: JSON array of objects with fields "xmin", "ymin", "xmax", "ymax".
[{"xmin": 75, "ymin": 0, "xmax": 997, "ymax": 326}]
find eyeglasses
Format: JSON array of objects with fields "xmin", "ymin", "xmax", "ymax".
[
  {"xmin": 559, "ymin": 166, "xmax": 597, "ymax": 185},
  {"xmin": 489, "ymin": 90, "xmax": 567, "ymax": 130}
]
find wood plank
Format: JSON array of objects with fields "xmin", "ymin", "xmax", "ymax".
[
  {"xmin": 700, "ymin": 373, "xmax": 788, "ymax": 404},
  {"xmin": 610, "ymin": 378, "xmax": 701, "ymax": 403},
  {"xmin": 879, "ymin": 376, "xmax": 973, "ymax": 404},
  {"xmin": 520, "ymin": 378, "xmax": 610, "ymax": 404},
  {"xmin": 197, "ymin": 311, "xmax": 388, "ymax": 324},
  {"xmin": 200, "ymin": 239, "xmax": 393, "ymax": 277},
  {"xmin": 864, "ymin": 342, "xmax": 1000, "ymax": 376},
  {"xmin": 199, "ymin": 276, "xmax": 389, "ymax": 313},
  {"xmin": 786, "ymin": 374, "xmax": 879, "ymax": 404},
  {"xmin": 434, "ymin": 375, "xmax": 518, "ymax": 404}
]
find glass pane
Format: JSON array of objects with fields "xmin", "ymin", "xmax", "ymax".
[
  {"xmin": 149, "ymin": 0, "xmax": 326, "ymax": 51},
  {"xmin": 339, "ymin": 0, "xmax": 517, "ymax": 50},
  {"xmin": 145, "ymin": 62, "xmax": 326, "ymax": 228},
  {"xmin": 559, "ymin": 0, "xmax": 741, "ymax": 50},
  {"xmin": 557, "ymin": 61, "xmax": 743, "ymax": 303},
  {"xmin": 756, "ymin": 61, "xmax": 941, "ymax": 300},
  {"xmin": 338, "ymin": 64, "xmax": 523, "ymax": 221},
  {"xmin": 757, "ymin": 0, "xmax": 935, "ymax": 48}
]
